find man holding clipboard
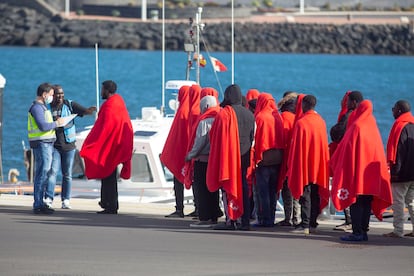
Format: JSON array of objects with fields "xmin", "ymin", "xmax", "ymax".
[{"xmin": 45, "ymin": 85, "xmax": 96, "ymax": 209}]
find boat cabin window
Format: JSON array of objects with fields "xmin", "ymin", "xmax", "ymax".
[
  {"xmin": 159, "ymin": 154, "xmax": 173, "ymax": 182},
  {"xmin": 131, "ymin": 153, "xmax": 153, "ymax": 182},
  {"xmin": 161, "ymin": 164, "xmax": 173, "ymax": 182}
]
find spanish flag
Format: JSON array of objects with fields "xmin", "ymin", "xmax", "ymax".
[{"xmin": 193, "ymin": 53, "xmax": 206, "ymax": 67}]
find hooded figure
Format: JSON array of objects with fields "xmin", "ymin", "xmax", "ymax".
[
  {"xmin": 185, "ymin": 96, "xmax": 222, "ymax": 226},
  {"xmin": 245, "ymin": 88, "xmax": 260, "ymax": 111},
  {"xmin": 253, "ymin": 92, "xmax": 284, "ymax": 226},
  {"xmin": 330, "ymin": 100, "xmax": 392, "ymax": 242},
  {"xmin": 276, "ymin": 91, "xmax": 301, "ymax": 227},
  {"xmin": 209, "ymin": 84, "xmax": 254, "ymax": 229},
  {"xmin": 160, "ymin": 85, "xmax": 191, "ymax": 218},
  {"xmin": 200, "ymin": 87, "xmax": 219, "ymax": 105}
]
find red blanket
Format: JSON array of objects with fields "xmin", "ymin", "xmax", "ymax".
[
  {"xmin": 160, "ymin": 86, "xmax": 191, "ymax": 184},
  {"xmin": 386, "ymin": 112, "xmax": 414, "ymax": 164},
  {"xmin": 80, "ymin": 94, "xmax": 133, "ymax": 179},
  {"xmin": 330, "ymin": 100, "xmax": 392, "ymax": 220},
  {"xmin": 329, "ymin": 91, "xmax": 351, "ymax": 158},
  {"xmin": 337, "ymin": 91, "xmax": 351, "ymax": 122},
  {"xmin": 287, "ymin": 110, "xmax": 330, "ymax": 211},
  {"xmin": 254, "ymin": 93, "xmax": 283, "ymax": 164},
  {"xmin": 278, "ymin": 111, "xmax": 295, "ymax": 192},
  {"xmin": 188, "ymin": 84, "xmax": 201, "ymax": 130},
  {"xmin": 183, "ymin": 105, "xmax": 219, "ymax": 189},
  {"xmin": 207, "ymin": 106, "xmax": 243, "ymax": 220}
]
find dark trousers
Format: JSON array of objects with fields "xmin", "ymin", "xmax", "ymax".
[
  {"xmin": 193, "ymin": 161, "xmax": 220, "ymax": 221},
  {"xmin": 256, "ymin": 165, "xmax": 280, "ymax": 225},
  {"xmin": 241, "ymin": 163, "xmax": 250, "ymax": 227},
  {"xmin": 173, "ymin": 177, "xmax": 184, "ymax": 212},
  {"xmin": 224, "ymin": 154, "xmax": 250, "ymax": 226},
  {"xmin": 344, "ymin": 207, "xmax": 352, "ymax": 224},
  {"xmin": 300, "ymin": 183, "xmax": 320, "ymax": 228},
  {"xmin": 350, "ymin": 195, "xmax": 373, "ymax": 235},
  {"xmin": 100, "ymin": 169, "xmax": 118, "ymax": 211}
]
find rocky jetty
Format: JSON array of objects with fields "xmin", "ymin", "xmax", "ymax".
[{"xmin": 0, "ymin": 4, "xmax": 412, "ymax": 55}]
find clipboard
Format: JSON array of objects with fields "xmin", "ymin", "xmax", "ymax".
[{"xmin": 59, "ymin": 114, "xmax": 77, "ymax": 127}]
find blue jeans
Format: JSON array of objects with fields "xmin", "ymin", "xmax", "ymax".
[
  {"xmin": 32, "ymin": 142, "xmax": 54, "ymax": 209},
  {"xmin": 46, "ymin": 148, "xmax": 75, "ymax": 201},
  {"xmin": 255, "ymin": 165, "xmax": 280, "ymax": 225}
]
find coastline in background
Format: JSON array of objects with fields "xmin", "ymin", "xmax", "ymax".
[
  {"xmin": 1, "ymin": 46, "xmax": 414, "ymax": 180},
  {"xmin": 0, "ymin": 3, "xmax": 413, "ymax": 55}
]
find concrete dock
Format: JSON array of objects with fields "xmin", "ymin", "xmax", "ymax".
[{"xmin": 0, "ymin": 194, "xmax": 413, "ymax": 276}]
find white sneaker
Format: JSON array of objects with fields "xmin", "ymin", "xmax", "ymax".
[
  {"xmin": 290, "ymin": 225, "xmax": 310, "ymax": 235},
  {"xmin": 62, "ymin": 199, "xmax": 71, "ymax": 209},
  {"xmin": 44, "ymin": 197, "xmax": 53, "ymax": 208}
]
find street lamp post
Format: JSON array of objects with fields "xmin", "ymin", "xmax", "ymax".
[{"xmin": 65, "ymin": 0, "xmax": 70, "ymax": 17}]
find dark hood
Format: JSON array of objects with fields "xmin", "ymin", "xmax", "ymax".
[{"xmin": 221, "ymin": 84, "xmax": 242, "ymax": 107}]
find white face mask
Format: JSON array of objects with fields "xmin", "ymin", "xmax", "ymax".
[{"xmin": 45, "ymin": 95, "xmax": 53, "ymax": 104}]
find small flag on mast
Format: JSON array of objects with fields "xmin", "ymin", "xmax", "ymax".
[
  {"xmin": 193, "ymin": 53, "xmax": 207, "ymax": 67},
  {"xmin": 210, "ymin": 56, "xmax": 227, "ymax": 72}
]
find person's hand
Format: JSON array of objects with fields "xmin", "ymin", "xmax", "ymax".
[
  {"xmin": 55, "ymin": 117, "xmax": 65, "ymax": 127},
  {"xmin": 85, "ymin": 106, "xmax": 97, "ymax": 115}
]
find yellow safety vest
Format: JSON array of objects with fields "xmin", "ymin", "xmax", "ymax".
[{"xmin": 27, "ymin": 104, "xmax": 55, "ymax": 141}]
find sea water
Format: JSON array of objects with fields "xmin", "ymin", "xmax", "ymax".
[{"xmin": 0, "ymin": 46, "xmax": 413, "ymax": 180}]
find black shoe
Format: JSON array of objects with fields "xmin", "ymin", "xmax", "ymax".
[
  {"xmin": 238, "ymin": 224, "xmax": 251, "ymax": 231},
  {"xmin": 165, "ymin": 210, "xmax": 184, "ymax": 218},
  {"xmin": 97, "ymin": 209, "xmax": 117, "ymax": 214},
  {"xmin": 275, "ymin": 220, "xmax": 292, "ymax": 227},
  {"xmin": 33, "ymin": 205, "xmax": 55, "ymax": 215},
  {"xmin": 33, "ymin": 208, "xmax": 43, "ymax": 214},
  {"xmin": 185, "ymin": 210, "xmax": 198, "ymax": 217},
  {"xmin": 213, "ymin": 222, "xmax": 236, "ymax": 231}
]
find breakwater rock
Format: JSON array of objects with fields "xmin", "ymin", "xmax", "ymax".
[{"xmin": 0, "ymin": 4, "xmax": 413, "ymax": 55}]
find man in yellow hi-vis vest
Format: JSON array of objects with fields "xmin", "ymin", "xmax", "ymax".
[{"xmin": 28, "ymin": 83, "xmax": 63, "ymax": 214}]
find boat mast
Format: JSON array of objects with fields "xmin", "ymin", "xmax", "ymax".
[
  {"xmin": 185, "ymin": 17, "xmax": 195, "ymax": 81},
  {"xmin": 0, "ymin": 74, "xmax": 5, "ymax": 184},
  {"xmin": 195, "ymin": 7, "xmax": 203, "ymax": 85},
  {"xmin": 161, "ymin": 0, "xmax": 165, "ymax": 115},
  {"xmin": 95, "ymin": 43, "xmax": 99, "ymax": 118},
  {"xmin": 231, "ymin": 0, "xmax": 234, "ymax": 84}
]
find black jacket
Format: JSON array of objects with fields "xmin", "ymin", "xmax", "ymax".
[
  {"xmin": 391, "ymin": 123, "xmax": 414, "ymax": 182},
  {"xmin": 222, "ymin": 84, "xmax": 255, "ymax": 168}
]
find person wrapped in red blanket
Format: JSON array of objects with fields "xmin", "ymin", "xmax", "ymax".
[
  {"xmin": 330, "ymin": 99, "xmax": 392, "ymax": 242},
  {"xmin": 287, "ymin": 94, "xmax": 330, "ymax": 235},
  {"xmin": 207, "ymin": 84, "xmax": 255, "ymax": 231},
  {"xmin": 80, "ymin": 80, "xmax": 133, "ymax": 214}
]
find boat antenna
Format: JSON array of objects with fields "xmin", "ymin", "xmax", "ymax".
[
  {"xmin": 95, "ymin": 43, "xmax": 100, "ymax": 119},
  {"xmin": 161, "ymin": 0, "xmax": 166, "ymax": 115}
]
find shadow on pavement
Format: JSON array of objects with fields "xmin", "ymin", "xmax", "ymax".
[{"xmin": 1, "ymin": 205, "xmax": 413, "ymax": 248}]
